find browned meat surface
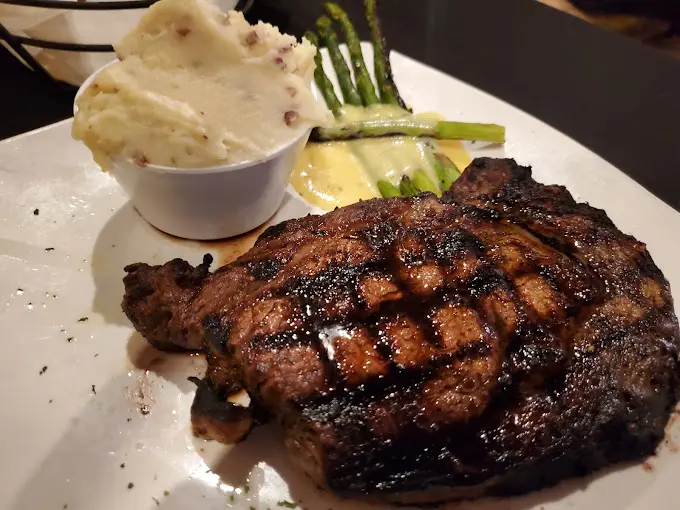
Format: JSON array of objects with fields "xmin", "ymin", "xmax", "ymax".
[
  {"xmin": 123, "ymin": 254, "xmax": 213, "ymax": 351},
  {"xmin": 122, "ymin": 158, "xmax": 680, "ymax": 503}
]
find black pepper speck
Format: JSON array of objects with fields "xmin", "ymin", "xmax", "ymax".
[
  {"xmin": 277, "ymin": 501, "xmax": 298, "ymax": 508},
  {"xmin": 33, "ymin": 209, "xmax": 39, "ymax": 216},
  {"xmin": 39, "ymin": 366, "xmax": 48, "ymax": 375}
]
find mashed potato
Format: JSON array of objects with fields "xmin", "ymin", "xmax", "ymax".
[{"xmin": 72, "ymin": 0, "xmax": 331, "ymax": 170}]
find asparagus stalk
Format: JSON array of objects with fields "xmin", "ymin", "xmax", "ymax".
[
  {"xmin": 364, "ymin": 0, "xmax": 409, "ymax": 110},
  {"xmin": 433, "ymin": 152, "xmax": 461, "ymax": 191},
  {"xmin": 377, "ymin": 180, "xmax": 401, "ymax": 197},
  {"xmin": 317, "ymin": 16, "xmax": 363, "ymax": 107},
  {"xmin": 399, "ymin": 176, "xmax": 419, "ymax": 196},
  {"xmin": 311, "ymin": 118, "xmax": 506, "ymax": 143},
  {"xmin": 305, "ymin": 31, "xmax": 343, "ymax": 114},
  {"xmin": 412, "ymin": 169, "xmax": 440, "ymax": 195},
  {"xmin": 325, "ymin": 2, "xmax": 380, "ymax": 107}
]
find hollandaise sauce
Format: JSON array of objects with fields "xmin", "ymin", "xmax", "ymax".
[{"xmin": 291, "ymin": 105, "xmax": 472, "ymax": 211}]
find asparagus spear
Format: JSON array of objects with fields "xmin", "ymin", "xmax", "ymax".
[
  {"xmin": 399, "ymin": 176, "xmax": 419, "ymax": 196},
  {"xmin": 311, "ymin": 118, "xmax": 506, "ymax": 143},
  {"xmin": 317, "ymin": 16, "xmax": 363, "ymax": 107},
  {"xmin": 364, "ymin": 0, "xmax": 408, "ymax": 110},
  {"xmin": 325, "ymin": 2, "xmax": 380, "ymax": 107},
  {"xmin": 433, "ymin": 153, "xmax": 461, "ymax": 191},
  {"xmin": 305, "ymin": 31, "xmax": 343, "ymax": 114},
  {"xmin": 412, "ymin": 169, "xmax": 440, "ymax": 195},
  {"xmin": 377, "ymin": 180, "xmax": 401, "ymax": 197}
]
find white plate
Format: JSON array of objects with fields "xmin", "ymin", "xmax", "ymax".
[{"xmin": 1, "ymin": 46, "xmax": 679, "ymax": 510}]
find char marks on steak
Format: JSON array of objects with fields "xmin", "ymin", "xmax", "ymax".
[{"xmin": 122, "ymin": 158, "xmax": 680, "ymax": 503}]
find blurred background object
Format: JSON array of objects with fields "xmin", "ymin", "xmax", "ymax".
[
  {"xmin": 539, "ymin": 0, "xmax": 680, "ymax": 56},
  {"xmin": 0, "ymin": 0, "xmax": 153, "ymax": 86},
  {"xmin": 0, "ymin": 0, "xmax": 251, "ymax": 86}
]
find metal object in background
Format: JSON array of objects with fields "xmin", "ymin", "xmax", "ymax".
[{"xmin": 0, "ymin": 0, "xmax": 254, "ymax": 88}]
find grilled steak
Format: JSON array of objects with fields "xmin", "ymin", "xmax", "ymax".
[{"xmin": 122, "ymin": 158, "xmax": 680, "ymax": 503}]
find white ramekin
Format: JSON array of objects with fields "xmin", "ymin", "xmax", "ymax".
[{"xmin": 74, "ymin": 62, "xmax": 310, "ymax": 240}]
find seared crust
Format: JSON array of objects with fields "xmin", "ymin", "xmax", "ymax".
[
  {"xmin": 122, "ymin": 254, "xmax": 213, "ymax": 351},
  {"xmin": 122, "ymin": 158, "xmax": 680, "ymax": 503}
]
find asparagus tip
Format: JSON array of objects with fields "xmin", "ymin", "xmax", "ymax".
[
  {"xmin": 399, "ymin": 176, "xmax": 419, "ymax": 196},
  {"xmin": 412, "ymin": 169, "xmax": 440, "ymax": 196},
  {"xmin": 377, "ymin": 180, "xmax": 401, "ymax": 198},
  {"xmin": 317, "ymin": 15, "xmax": 332, "ymax": 30}
]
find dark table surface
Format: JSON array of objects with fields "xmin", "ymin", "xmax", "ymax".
[{"xmin": 1, "ymin": 0, "xmax": 679, "ymax": 211}]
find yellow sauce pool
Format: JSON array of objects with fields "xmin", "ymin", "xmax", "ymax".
[{"xmin": 291, "ymin": 106, "xmax": 473, "ymax": 211}]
